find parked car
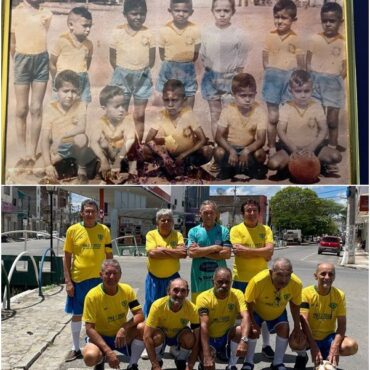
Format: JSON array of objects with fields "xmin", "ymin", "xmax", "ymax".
[
  {"xmin": 318, "ymin": 236, "xmax": 342, "ymax": 256},
  {"xmin": 36, "ymin": 230, "xmax": 49, "ymax": 239}
]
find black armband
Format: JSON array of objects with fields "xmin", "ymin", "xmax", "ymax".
[
  {"xmin": 198, "ymin": 307, "xmax": 209, "ymax": 315},
  {"xmin": 191, "ymin": 323, "xmax": 200, "ymax": 330},
  {"xmin": 129, "ymin": 299, "xmax": 140, "ymax": 309},
  {"xmin": 300, "ymin": 302, "xmax": 309, "ymax": 309}
]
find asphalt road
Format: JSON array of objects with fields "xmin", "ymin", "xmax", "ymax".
[{"xmin": 56, "ymin": 244, "xmax": 368, "ymax": 370}]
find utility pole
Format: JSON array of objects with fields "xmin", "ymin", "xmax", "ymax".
[
  {"xmin": 232, "ymin": 186, "xmax": 237, "ymax": 225},
  {"xmin": 341, "ymin": 186, "xmax": 357, "ymax": 265}
]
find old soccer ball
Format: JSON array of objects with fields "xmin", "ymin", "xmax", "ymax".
[
  {"xmin": 288, "ymin": 150, "xmax": 321, "ymax": 184},
  {"xmin": 316, "ymin": 360, "xmax": 337, "ymax": 370},
  {"xmin": 288, "ymin": 331, "xmax": 307, "ymax": 351}
]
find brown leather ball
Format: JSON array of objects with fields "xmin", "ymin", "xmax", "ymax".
[
  {"xmin": 288, "ymin": 330, "xmax": 307, "ymax": 351},
  {"xmin": 288, "ymin": 150, "xmax": 321, "ymax": 184}
]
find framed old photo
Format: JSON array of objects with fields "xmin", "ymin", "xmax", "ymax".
[{"xmin": 1, "ymin": 0, "xmax": 359, "ymax": 185}]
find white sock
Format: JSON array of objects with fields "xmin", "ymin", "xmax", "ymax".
[
  {"xmin": 71, "ymin": 321, "xmax": 82, "ymax": 351},
  {"xmin": 228, "ymin": 340, "xmax": 239, "ymax": 367},
  {"xmin": 177, "ymin": 347, "xmax": 191, "ymax": 361},
  {"xmin": 261, "ymin": 322, "xmax": 270, "ymax": 347},
  {"xmin": 244, "ymin": 338, "xmax": 257, "ymax": 364},
  {"xmin": 273, "ymin": 336, "xmax": 288, "ymax": 365},
  {"xmin": 129, "ymin": 339, "xmax": 145, "ymax": 366},
  {"xmin": 155, "ymin": 344, "xmax": 163, "ymax": 361}
]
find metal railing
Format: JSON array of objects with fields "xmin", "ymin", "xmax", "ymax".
[
  {"xmin": 38, "ymin": 247, "xmax": 57, "ymax": 297},
  {"xmin": 112, "ymin": 235, "xmax": 145, "ymax": 256}
]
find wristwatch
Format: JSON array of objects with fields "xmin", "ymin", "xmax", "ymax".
[{"xmin": 241, "ymin": 336, "xmax": 248, "ymax": 343}]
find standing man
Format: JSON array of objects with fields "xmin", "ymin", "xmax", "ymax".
[
  {"xmin": 63, "ymin": 199, "xmax": 113, "ymax": 362},
  {"xmin": 187, "ymin": 200, "xmax": 231, "ymax": 303},
  {"xmin": 82, "ymin": 259, "xmax": 145, "ymax": 370},
  {"xmin": 144, "ymin": 278, "xmax": 200, "ymax": 370},
  {"xmin": 197, "ymin": 267, "xmax": 250, "ymax": 370},
  {"xmin": 295, "ymin": 263, "xmax": 358, "ymax": 369},
  {"xmin": 144, "ymin": 209, "xmax": 187, "ymax": 317},
  {"xmin": 230, "ymin": 199, "xmax": 274, "ymax": 359},
  {"xmin": 243, "ymin": 258, "xmax": 305, "ymax": 370}
]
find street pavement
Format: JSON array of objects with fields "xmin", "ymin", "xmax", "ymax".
[{"xmin": 1, "ymin": 245, "xmax": 368, "ymax": 370}]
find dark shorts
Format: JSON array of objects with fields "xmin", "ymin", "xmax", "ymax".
[
  {"xmin": 232, "ymin": 280, "xmax": 248, "ymax": 293},
  {"xmin": 253, "ymin": 310, "xmax": 288, "ymax": 334},
  {"xmin": 86, "ymin": 335, "xmax": 131, "ymax": 356},
  {"xmin": 57, "ymin": 142, "xmax": 96, "ymax": 166},
  {"xmin": 262, "ymin": 67, "xmax": 293, "ymax": 105},
  {"xmin": 201, "ymin": 68, "xmax": 236, "ymax": 101},
  {"xmin": 14, "ymin": 52, "xmax": 49, "ymax": 84},
  {"xmin": 312, "ymin": 71, "xmax": 344, "ymax": 108},
  {"xmin": 315, "ymin": 333, "xmax": 336, "ymax": 360},
  {"xmin": 65, "ymin": 278, "xmax": 102, "ymax": 315}
]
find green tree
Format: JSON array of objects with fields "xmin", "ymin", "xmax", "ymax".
[{"xmin": 270, "ymin": 187, "xmax": 345, "ymax": 237}]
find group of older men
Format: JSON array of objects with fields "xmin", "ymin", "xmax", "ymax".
[{"xmin": 63, "ymin": 199, "xmax": 358, "ymax": 370}]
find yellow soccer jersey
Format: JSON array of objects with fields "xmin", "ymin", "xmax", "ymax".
[
  {"xmin": 264, "ymin": 30, "xmax": 303, "ymax": 70},
  {"xmin": 279, "ymin": 100, "xmax": 326, "ymax": 148},
  {"xmin": 64, "ymin": 222, "xmax": 112, "ymax": 283},
  {"xmin": 83, "ymin": 283, "xmax": 141, "ymax": 337},
  {"xmin": 110, "ymin": 24, "xmax": 155, "ymax": 70},
  {"xmin": 218, "ymin": 103, "xmax": 267, "ymax": 147},
  {"xmin": 43, "ymin": 100, "xmax": 87, "ymax": 145},
  {"xmin": 11, "ymin": 2, "xmax": 52, "ymax": 54},
  {"xmin": 301, "ymin": 285, "xmax": 346, "ymax": 340},
  {"xmin": 145, "ymin": 229, "xmax": 184, "ymax": 278},
  {"xmin": 159, "ymin": 21, "xmax": 201, "ymax": 62},
  {"xmin": 196, "ymin": 288, "xmax": 247, "ymax": 338},
  {"xmin": 146, "ymin": 296, "xmax": 199, "ymax": 338},
  {"xmin": 309, "ymin": 33, "xmax": 346, "ymax": 75},
  {"xmin": 51, "ymin": 32, "xmax": 93, "ymax": 74},
  {"xmin": 245, "ymin": 269, "xmax": 302, "ymax": 321},
  {"xmin": 230, "ymin": 223, "xmax": 274, "ymax": 283},
  {"xmin": 151, "ymin": 108, "xmax": 201, "ymax": 156}
]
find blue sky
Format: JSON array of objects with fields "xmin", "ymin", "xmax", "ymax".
[{"xmin": 209, "ymin": 185, "xmax": 348, "ymax": 205}]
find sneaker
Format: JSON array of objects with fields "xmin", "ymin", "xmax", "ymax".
[
  {"xmin": 262, "ymin": 345, "xmax": 275, "ymax": 359},
  {"xmin": 225, "ymin": 366, "xmax": 238, "ymax": 370},
  {"xmin": 170, "ymin": 345, "xmax": 180, "ymax": 358},
  {"xmin": 198, "ymin": 363, "xmax": 204, "ymax": 370},
  {"xmin": 270, "ymin": 363, "xmax": 287, "ymax": 370},
  {"xmin": 241, "ymin": 362, "xmax": 254, "ymax": 370},
  {"xmin": 294, "ymin": 353, "xmax": 308, "ymax": 369},
  {"xmin": 94, "ymin": 362, "xmax": 105, "ymax": 370},
  {"xmin": 141, "ymin": 348, "xmax": 149, "ymax": 359},
  {"xmin": 127, "ymin": 364, "xmax": 139, "ymax": 370},
  {"xmin": 175, "ymin": 359, "xmax": 187, "ymax": 370},
  {"xmin": 65, "ymin": 349, "xmax": 82, "ymax": 362}
]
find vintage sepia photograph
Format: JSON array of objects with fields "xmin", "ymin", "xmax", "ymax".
[{"xmin": 2, "ymin": 0, "xmax": 358, "ymax": 185}]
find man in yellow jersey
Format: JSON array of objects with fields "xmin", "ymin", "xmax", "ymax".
[
  {"xmin": 243, "ymin": 258, "xmax": 305, "ymax": 370},
  {"xmin": 196, "ymin": 267, "xmax": 250, "ymax": 370},
  {"xmin": 295, "ymin": 263, "xmax": 358, "ymax": 369},
  {"xmin": 82, "ymin": 259, "xmax": 145, "ymax": 370},
  {"xmin": 230, "ymin": 199, "xmax": 274, "ymax": 359},
  {"xmin": 144, "ymin": 209, "xmax": 187, "ymax": 318},
  {"xmin": 144, "ymin": 278, "xmax": 200, "ymax": 370},
  {"xmin": 63, "ymin": 199, "xmax": 113, "ymax": 362}
]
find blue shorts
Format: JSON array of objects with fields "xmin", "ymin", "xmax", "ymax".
[
  {"xmin": 111, "ymin": 66, "xmax": 153, "ymax": 100},
  {"xmin": 144, "ymin": 271, "xmax": 181, "ymax": 317},
  {"xmin": 52, "ymin": 72, "xmax": 91, "ymax": 103},
  {"xmin": 57, "ymin": 142, "xmax": 96, "ymax": 166},
  {"xmin": 14, "ymin": 52, "xmax": 49, "ymax": 84},
  {"xmin": 262, "ymin": 67, "xmax": 293, "ymax": 105},
  {"xmin": 232, "ymin": 281, "xmax": 248, "ymax": 293},
  {"xmin": 65, "ymin": 278, "xmax": 102, "ymax": 315},
  {"xmin": 312, "ymin": 72, "xmax": 344, "ymax": 108},
  {"xmin": 315, "ymin": 333, "xmax": 335, "ymax": 360},
  {"xmin": 253, "ymin": 310, "xmax": 288, "ymax": 333},
  {"xmin": 156, "ymin": 61, "xmax": 197, "ymax": 97},
  {"xmin": 86, "ymin": 335, "xmax": 131, "ymax": 356},
  {"xmin": 201, "ymin": 69, "xmax": 236, "ymax": 101},
  {"xmin": 209, "ymin": 330, "xmax": 233, "ymax": 360}
]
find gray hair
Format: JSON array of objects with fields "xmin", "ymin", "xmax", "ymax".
[
  {"xmin": 213, "ymin": 266, "xmax": 232, "ymax": 280},
  {"xmin": 200, "ymin": 200, "xmax": 218, "ymax": 213},
  {"xmin": 101, "ymin": 259, "xmax": 122, "ymax": 274},
  {"xmin": 167, "ymin": 277, "xmax": 190, "ymax": 293},
  {"xmin": 156, "ymin": 209, "xmax": 174, "ymax": 223},
  {"xmin": 272, "ymin": 257, "xmax": 292, "ymax": 271}
]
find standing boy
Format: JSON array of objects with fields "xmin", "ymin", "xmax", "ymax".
[
  {"xmin": 156, "ymin": 0, "xmax": 201, "ymax": 108},
  {"xmin": 110, "ymin": 0, "xmax": 155, "ymax": 142},
  {"xmin": 307, "ymin": 2, "xmax": 346, "ymax": 173},
  {"xmin": 262, "ymin": 0, "xmax": 304, "ymax": 158},
  {"xmin": 50, "ymin": 7, "xmax": 93, "ymax": 104},
  {"xmin": 10, "ymin": 0, "xmax": 52, "ymax": 172},
  {"xmin": 214, "ymin": 73, "xmax": 267, "ymax": 180}
]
